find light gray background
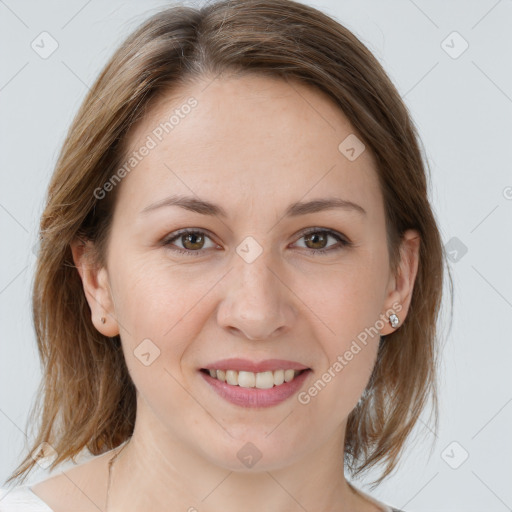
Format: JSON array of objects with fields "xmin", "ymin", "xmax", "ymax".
[{"xmin": 1, "ymin": 1, "xmax": 511, "ymax": 511}]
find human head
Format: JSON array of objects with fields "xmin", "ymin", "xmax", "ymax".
[{"xmin": 8, "ymin": 0, "xmax": 447, "ymax": 488}]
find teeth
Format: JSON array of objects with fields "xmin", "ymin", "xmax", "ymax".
[
  {"xmin": 206, "ymin": 368, "xmax": 304, "ymax": 388},
  {"xmin": 226, "ymin": 370, "xmax": 238, "ymax": 386},
  {"xmin": 274, "ymin": 369, "xmax": 285, "ymax": 385},
  {"xmin": 284, "ymin": 369, "xmax": 295, "ymax": 382}
]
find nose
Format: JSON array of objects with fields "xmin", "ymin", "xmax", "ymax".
[{"xmin": 216, "ymin": 247, "xmax": 295, "ymax": 341}]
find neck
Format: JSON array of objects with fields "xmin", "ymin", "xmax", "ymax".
[{"xmin": 106, "ymin": 402, "xmax": 370, "ymax": 512}]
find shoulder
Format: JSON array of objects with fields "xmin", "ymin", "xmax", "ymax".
[
  {"xmin": 3, "ymin": 449, "xmax": 114, "ymax": 512},
  {"xmin": 0, "ymin": 486, "xmax": 54, "ymax": 511},
  {"xmin": 25, "ymin": 449, "xmax": 114, "ymax": 512},
  {"xmin": 346, "ymin": 481, "xmax": 405, "ymax": 512}
]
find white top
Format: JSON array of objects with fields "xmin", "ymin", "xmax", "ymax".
[
  {"xmin": 0, "ymin": 483, "xmax": 400, "ymax": 511},
  {"xmin": 351, "ymin": 485, "xmax": 399, "ymax": 512},
  {"xmin": 0, "ymin": 486, "xmax": 53, "ymax": 511}
]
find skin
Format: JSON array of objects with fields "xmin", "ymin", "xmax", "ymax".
[{"xmin": 32, "ymin": 73, "xmax": 419, "ymax": 512}]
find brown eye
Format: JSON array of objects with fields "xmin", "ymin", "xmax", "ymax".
[
  {"xmin": 163, "ymin": 229, "xmax": 217, "ymax": 256},
  {"xmin": 294, "ymin": 228, "xmax": 351, "ymax": 255},
  {"xmin": 303, "ymin": 231, "xmax": 329, "ymax": 250},
  {"xmin": 163, "ymin": 227, "xmax": 350, "ymax": 257},
  {"xmin": 181, "ymin": 232, "xmax": 205, "ymax": 250}
]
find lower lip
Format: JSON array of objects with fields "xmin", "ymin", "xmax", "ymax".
[{"xmin": 200, "ymin": 369, "xmax": 312, "ymax": 408}]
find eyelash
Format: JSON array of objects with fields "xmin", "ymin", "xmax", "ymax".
[{"xmin": 162, "ymin": 227, "xmax": 352, "ymax": 257}]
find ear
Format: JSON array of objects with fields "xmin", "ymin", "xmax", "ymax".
[
  {"xmin": 380, "ymin": 229, "xmax": 420, "ymax": 335},
  {"xmin": 70, "ymin": 237, "xmax": 119, "ymax": 337}
]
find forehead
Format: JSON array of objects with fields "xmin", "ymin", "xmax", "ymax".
[{"xmin": 115, "ymin": 73, "xmax": 382, "ymax": 220}]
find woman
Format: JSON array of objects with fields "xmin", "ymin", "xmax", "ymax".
[{"xmin": 1, "ymin": 0, "xmax": 447, "ymax": 510}]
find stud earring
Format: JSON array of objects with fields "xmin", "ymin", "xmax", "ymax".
[
  {"xmin": 101, "ymin": 316, "xmax": 106, "ymax": 324},
  {"xmin": 389, "ymin": 313, "xmax": 399, "ymax": 328}
]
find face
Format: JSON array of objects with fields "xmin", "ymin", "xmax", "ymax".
[{"xmin": 74, "ymin": 73, "xmax": 418, "ymax": 472}]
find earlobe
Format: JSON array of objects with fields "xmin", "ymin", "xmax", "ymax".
[
  {"xmin": 70, "ymin": 239, "xmax": 120, "ymax": 337},
  {"xmin": 380, "ymin": 229, "xmax": 420, "ymax": 336}
]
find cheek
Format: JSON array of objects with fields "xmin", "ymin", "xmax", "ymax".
[
  {"xmin": 110, "ymin": 258, "xmax": 210, "ymax": 422},
  {"xmin": 306, "ymin": 248, "xmax": 388, "ymax": 346},
  {"xmin": 299, "ymin": 249, "xmax": 387, "ymax": 414},
  {"xmin": 109, "ymin": 252, "xmax": 213, "ymax": 359}
]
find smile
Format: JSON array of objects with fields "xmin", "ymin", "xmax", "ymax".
[
  {"xmin": 199, "ymin": 368, "xmax": 312, "ymax": 408},
  {"xmin": 202, "ymin": 368, "xmax": 305, "ymax": 388}
]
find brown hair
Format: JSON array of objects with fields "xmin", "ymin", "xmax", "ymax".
[{"xmin": 6, "ymin": 0, "xmax": 450, "ymax": 488}]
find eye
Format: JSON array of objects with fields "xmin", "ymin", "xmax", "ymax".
[
  {"xmin": 162, "ymin": 229, "xmax": 218, "ymax": 257},
  {"xmin": 162, "ymin": 227, "xmax": 351, "ymax": 257},
  {"xmin": 292, "ymin": 228, "xmax": 351, "ymax": 255}
]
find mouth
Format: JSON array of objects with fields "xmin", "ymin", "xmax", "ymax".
[
  {"xmin": 199, "ymin": 368, "xmax": 309, "ymax": 389},
  {"xmin": 199, "ymin": 367, "xmax": 312, "ymax": 408}
]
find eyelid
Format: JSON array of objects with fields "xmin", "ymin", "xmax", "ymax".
[
  {"xmin": 162, "ymin": 226, "xmax": 352, "ymax": 256},
  {"xmin": 296, "ymin": 226, "xmax": 351, "ymax": 244},
  {"xmin": 291, "ymin": 227, "xmax": 352, "ymax": 253},
  {"xmin": 162, "ymin": 228, "xmax": 220, "ymax": 251}
]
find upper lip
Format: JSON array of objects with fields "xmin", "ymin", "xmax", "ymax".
[{"xmin": 202, "ymin": 358, "xmax": 310, "ymax": 373}]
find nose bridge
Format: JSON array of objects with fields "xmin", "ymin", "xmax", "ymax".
[
  {"xmin": 237, "ymin": 245, "xmax": 276, "ymax": 304},
  {"xmin": 217, "ymin": 237, "xmax": 291, "ymax": 340}
]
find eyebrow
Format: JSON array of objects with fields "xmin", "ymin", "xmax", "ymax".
[{"xmin": 140, "ymin": 194, "xmax": 366, "ymax": 217}]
